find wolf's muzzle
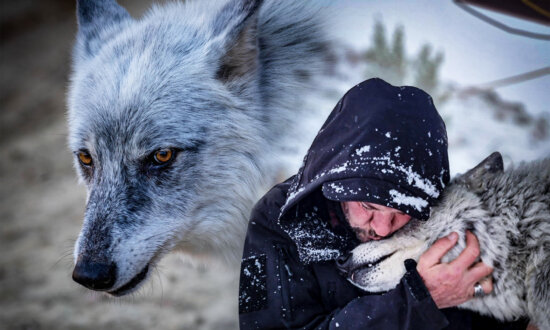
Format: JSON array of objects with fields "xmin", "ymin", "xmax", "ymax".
[{"xmin": 72, "ymin": 259, "xmax": 117, "ymax": 291}]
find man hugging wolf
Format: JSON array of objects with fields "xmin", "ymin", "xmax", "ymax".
[
  {"xmin": 238, "ymin": 78, "xmax": 534, "ymax": 329},
  {"xmin": 66, "ymin": 0, "xmax": 547, "ymax": 327}
]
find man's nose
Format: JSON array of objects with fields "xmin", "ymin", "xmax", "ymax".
[{"xmin": 371, "ymin": 212, "xmax": 394, "ymax": 237}]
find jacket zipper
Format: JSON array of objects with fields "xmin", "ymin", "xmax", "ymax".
[{"xmin": 277, "ymin": 244, "xmax": 293, "ymax": 321}]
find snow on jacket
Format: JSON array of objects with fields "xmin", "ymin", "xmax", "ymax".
[{"xmin": 238, "ymin": 79, "xmax": 528, "ymax": 329}]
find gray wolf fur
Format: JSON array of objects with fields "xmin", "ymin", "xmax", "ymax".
[
  {"xmin": 341, "ymin": 152, "xmax": 550, "ymax": 328},
  {"xmin": 67, "ymin": 0, "xmax": 328, "ymax": 295}
]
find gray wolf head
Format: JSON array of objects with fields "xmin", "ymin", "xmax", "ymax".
[{"xmin": 67, "ymin": 0, "xmax": 326, "ymax": 295}]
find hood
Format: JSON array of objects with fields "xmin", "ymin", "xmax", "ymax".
[
  {"xmin": 281, "ymin": 78, "xmax": 449, "ymax": 220},
  {"xmin": 277, "ymin": 78, "xmax": 449, "ymax": 263}
]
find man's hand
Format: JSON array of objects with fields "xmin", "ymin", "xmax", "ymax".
[{"xmin": 416, "ymin": 231, "xmax": 493, "ymax": 309}]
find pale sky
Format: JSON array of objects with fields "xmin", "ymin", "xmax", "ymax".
[{"xmin": 327, "ymin": 0, "xmax": 549, "ymax": 115}]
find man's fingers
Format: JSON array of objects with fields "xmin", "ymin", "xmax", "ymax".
[
  {"xmin": 465, "ymin": 261, "xmax": 493, "ymax": 284},
  {"xmin": 451, "ymin": 231, "xmax": 480, "ymax": 269},
  {"xmin": 480, "ymin": 277, "xmax": 493, "ymax": 295},
  {"xmin": 418, "ymin": 232, "xmax": 458, "ymax": 268},
  {"xmin": 471, "ymin": 276, "xmax": 494, "ymax": 297}
]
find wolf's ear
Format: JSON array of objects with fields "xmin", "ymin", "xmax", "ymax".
[
  {"xmin": 75, "ymin": 0, "xmax": 132, "ymax": 61},
  {"xmin": 458, "ymin": 152, "xmax": 504, "ymax": 191},
  {"xmin": 212, "ymin": 0, "xmax": 263, "ymax": 84}
]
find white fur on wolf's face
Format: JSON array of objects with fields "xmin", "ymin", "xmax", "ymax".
[
  {"xmin": 345, "ymin": 219, "xmax": 426, "ymax": 292},
  {"xmin": 69, "ymin": 67, "xmax": 267, "ymax": 294},
  {"xmin": 339, "ymin": 201, "xmax": 420, "ymax": 292}
]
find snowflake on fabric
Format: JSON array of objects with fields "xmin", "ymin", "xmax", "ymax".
[{"xmin": 239, "ymin": 254, "xmax": 268, "ymax": 313}]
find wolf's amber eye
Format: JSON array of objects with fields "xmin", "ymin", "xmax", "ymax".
[
  {"xmin": 78, "ymin": 151, "xmax": 93, "ymax": 166},
  {"xmin": 153, "ymin": 148, "xmax": 174, "ymax": 164}
]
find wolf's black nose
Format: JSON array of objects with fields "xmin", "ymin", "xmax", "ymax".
[
  {"xmin": 72, "ymin": 260, "xmax": 117, "ymax": 291},
  {"xmin": 336, "ymin": 253, "xmax": 352, "ymax": 274}
]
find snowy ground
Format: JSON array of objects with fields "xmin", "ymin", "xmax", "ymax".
[{"xmin": 1, "ymin": 1, "xmax": 548, "ymax": 329}]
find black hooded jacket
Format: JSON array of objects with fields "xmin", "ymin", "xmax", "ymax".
[{"xmin": 238, "ymin": 79, "xmax": 528, "ymax": 329}]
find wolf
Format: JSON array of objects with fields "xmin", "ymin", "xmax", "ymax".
[
  {"xmin": 67, "ymin": 0, "xmax": 329, "ymax": 296},
  {"xmin": 338, "ymin": 152, "xmax": 550, "ymax": 328}
]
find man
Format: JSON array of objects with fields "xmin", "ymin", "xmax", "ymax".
[{"xmin": 238, "ymin": 78, "xmax": 528, "ymax": 329}]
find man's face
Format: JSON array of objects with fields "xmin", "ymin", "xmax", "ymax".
[{"xmin": 340, "ymin": 202, "xmax": 411, "ymax": 242}]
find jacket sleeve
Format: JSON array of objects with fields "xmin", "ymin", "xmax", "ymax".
[
  {"xmin": 239, "ymin": 184, "xmax": 449, "ymax": 330},
  {"xmin": 305, "ymin": 260, "xmax": 449, "ymax": 330}
]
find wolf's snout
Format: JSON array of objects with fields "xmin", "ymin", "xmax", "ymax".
[
  {"xmin": 72, "ymin": 260, "xmax": 117, "ymax": 291},
  {"xmin": 336, "ymin": 252, "xmax": 353, "ymax": 274}
]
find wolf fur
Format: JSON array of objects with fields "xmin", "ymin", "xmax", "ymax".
[
  {"xmin": 342, "ymin": 153, "xmax": 550, "ymax": 328},
  {"xmin": 67, "ymin": 0, "xmax": 328, "ymax": 295}
]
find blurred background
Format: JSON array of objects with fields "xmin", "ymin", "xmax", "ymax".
[{"xmin": 0, "ymin": 0, "xmax": 548, "ymax": 329}]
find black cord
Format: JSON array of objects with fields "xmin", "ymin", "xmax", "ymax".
[
  {"xmin": 477, "ymin": 66, "xmax": 550, "ymax": 89},
  {"xmin": 453, "ymin": 0, "xmax": 550, "ymax": 40}
]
